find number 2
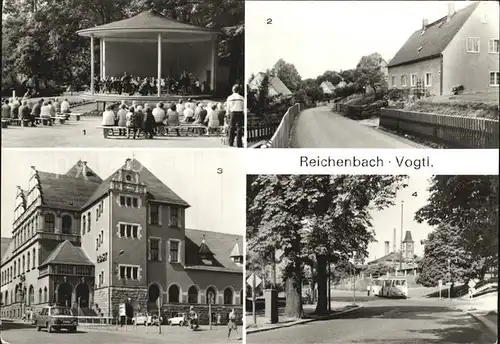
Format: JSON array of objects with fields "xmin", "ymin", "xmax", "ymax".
[{"xmin": 267, "ymin": 18, "xmax": 272, "ymax": 24}]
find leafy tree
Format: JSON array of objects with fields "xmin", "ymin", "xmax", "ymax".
[
  {"xmin": 354, "ymin": 53, "xmax": 387, "ymax": 95},
  {"xmin": 415, "ymin": 176, "xmax": 499, "ymax": 281},
  {"xmin": 301, "ymin": 78, "xmax": 323, "ymax": 103},
  {"xmin": 316, "ymin": 71, "xmax": 343, "ymax": 87},
  {"xmin": 271, "ymin": 59, "xmax": 302, "ymax": 92},
  {"xmin": 247, "ymin": 175, "xmax": 407, "ymax": 317}
]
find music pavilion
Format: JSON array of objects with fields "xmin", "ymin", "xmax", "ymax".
[{"xmin": 0, "ymin": 159, "xmax": 243, "ymax": 323}]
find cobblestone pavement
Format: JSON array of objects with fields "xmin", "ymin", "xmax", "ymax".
[{"xmin": 247, "ymin": 297, "xmax": 497, "ymax": 344}]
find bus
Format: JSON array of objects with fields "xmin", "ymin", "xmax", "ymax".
[{"xmin": 379, "ymin": 278, "xmax": 408, "ymax": 298}]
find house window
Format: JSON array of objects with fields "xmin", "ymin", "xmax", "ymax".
[
  {"xmin": 87, "ymin": 212, "xmax": 91, "ymax": 232},
  {"xmin": 118, "ymin": 265, "xmax": 140, "ymax": 280},
  {"xmin": 170, "ymin": 208, "xmax": 179, "ymax": 227},
  {"xmin": 411, "ymin": 75, "xmax": 417, "ymax": 87},
  {"xmin": 82, "ymin": 215, "xmax": 86, "ymax": 234},
  {"xmin": 32, "ymin": 248, "xmax": 36, "ymax": 269},
  {"xmin": 132, "ymin": 198, "xmax": 138, "ymax": 208},
  {"xmin": 120, "ymin": 195, "xmax": 139, "ymax": 208},
  {"xmin": 98, "ymin": 271, "xmax": 104, "ymax": 287},
  {"xmin": 490, "ymin": 72, "xmax": 499, "ymax": 86},
  {"xmin": 62, "ymin": 215, "xmax": 72, "ymax": 234},
  {"xmin": 168, "ymin": 285, "xmax": 180, "ymax": 303},
  {"xmin": 223, "ymin": 288, "xmax": 233, "ymax": 305},
  {"xmin": 149, "ymin": 238, "xmax": 160, "ymax": 261},
  {"xmin": 169, "ymin": 240, "xmax": 180, "ymax": 263},
  {"xmin": 120, "ymin": 196, "xmax": 125, "ymax": 206},
  {"xmin": 466, "ymin": 37, "xmax": 480, "ymax": 52},
  {"xmin": 391, "ymin": 76, "xmax": 396, "ymax": 87},
  {"xmin": 126, "ymin": 197, "xmax": 132, "ymax": 207},
  {"xmin": 96, "ymin": 238, "xmax": 99, "ymax": 251},
  {"xmin": 96, "ymin": 208, "xmax": 99, "ymax": 221},
  {"xmin": 188, "ymin": 286, "xmax": 198, "ymax": 304},
  {"xmin": 118, "ymin": 223, "xmax": 140, "ymax": 239},
  {"xmin": 100, "ymin": 230, "xmax": 104, "ymax": 244},
  {"xmin": 400, "ymin": 75, "xmax": 407, "ymax": 87},
  {"xmin": 44, "ymin": 214, "xmax": 55, "ymax": 232},
  {"xmin": 489, "ymin": 39, "xmax": 499, "ymax": 53},
  {"xmin": 425, "ymin": 73, "xmax": 432, "ymax": 87},
  {"xmin": 150, "ymin": 204, "xmax": 159, "ymax": 225}
]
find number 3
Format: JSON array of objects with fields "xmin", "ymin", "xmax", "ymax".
[{"xmin": 267, "ymin": 18, "xmax": 272, "ymax": 24}]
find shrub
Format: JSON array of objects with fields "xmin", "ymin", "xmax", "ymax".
[{"xmin": 452, "ymin": 85, "xmax": 465, "ymax": 95}]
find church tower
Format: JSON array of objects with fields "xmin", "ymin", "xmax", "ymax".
[{"xmin": 403, "ymin": 230, "xmax": 414, "ymax": 260}]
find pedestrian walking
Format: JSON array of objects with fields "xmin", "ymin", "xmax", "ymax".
[{"xmin": 227, "ymin": 309, "xmax": 240, "ymax": 340}]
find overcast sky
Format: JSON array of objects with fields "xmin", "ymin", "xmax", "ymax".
[
  {"xmin": 367, "ymin": 175, "xmax": 435, "ymax": 262},
  {"xmin": 246, "ymin": 1, "xmax": 472, "ymax": 79},
  {"xmin": 1, "ymin": 150, "xmax": 245, "ymax": 238}
]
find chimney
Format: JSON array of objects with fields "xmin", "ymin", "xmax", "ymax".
[
  {"xmin": 422, "ymin": 18, "xmax": 429, "ymax": 30},
  {"xmin": 82, "ymin": 161, "xmax": 88, "ymax": 177},
  {"xmin": 384, "ymin": 241, "xmax": 390, "ymax": 256},
  {"xmin": 447, "ymin": 3, "xmax": 455, "ymax": 21},
  {"xmin": 393, "ymin": 228, "xmax": 397, "ymax": 253},
  {"xmin": 125, "ymin": 158, "xmax": 132, "ymax": 170}
]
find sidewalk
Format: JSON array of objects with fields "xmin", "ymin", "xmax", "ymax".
[
  {"xmin": 246, "ymin": 301, "xmax": 363, "ymax": 334},
  {"xmin": 450, "ymin": 292, "xmax": 497, "ymax": 337}
]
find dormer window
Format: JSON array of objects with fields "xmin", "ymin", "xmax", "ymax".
[
  {"xmin": 229, "ymin": 241, "xmax": 243, "ymax": 265},
  {"xmin": 198, "ymin": 236, "xmax": 214, "ymax": 264}
]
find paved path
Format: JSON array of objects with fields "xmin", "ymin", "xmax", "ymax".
[
  {"xmin": 247, "ymin": 298, "xmax": 496, "ymax": 344},
  {"xmin": 1, "ymin": 116, "xmax": 226, "ymax": 148},
  {"xmin": 291, "ymin": 106, "xmax": 424, "ymax": 148},
  {"xmin": 1, "ymin": 324, "xmax": 238, "ymax": 344}
]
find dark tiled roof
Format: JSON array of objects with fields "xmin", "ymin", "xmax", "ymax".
[
  {"xmin": 38, "ymin": 170, "xmax": 102, "ymax": 211},
  {"xmin": 77, "ymin": 10, "xmax": 217, "ymax": 35},
  {"xmin": 65, "ymin": 160, "xmax": 102, "ymax": 183},
  {"xmin": 40, "ymin": 240, "xmax": 93, "ymax": 267},
  {"xmin": 403, "ymin": 230, "xmax": 414, "ymax": 243},
  {"xmin": 185, "ymin": 228, "xmax": 242, "ymax": 272},
  {"xmin": 368, "ymin": 251, "xmax": 402, "ymax": 265},
  {"xmin": 387, "ymin": 2, "xmax": 479, "ymax": 68},
  {"xmin": 82, "ymin": 158, "xmax": 189, "ymax": 210}
]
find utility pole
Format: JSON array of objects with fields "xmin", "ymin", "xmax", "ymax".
[{"xmin": 400, "ymin": 201, "xmax": 404, "ymax": 271}]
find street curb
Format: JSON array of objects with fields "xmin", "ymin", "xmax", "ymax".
[
  {"xmin": 246, "ymin": 305, "xmax": 363, "ymax": 335},
  {"xmin": 467, "ymin": 312, "xmax": 497, "ymax": 338}
]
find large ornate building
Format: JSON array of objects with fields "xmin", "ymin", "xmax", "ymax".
[{"xmin": 0, "ymin": 159, "xmax": 243, "ymax": 323}]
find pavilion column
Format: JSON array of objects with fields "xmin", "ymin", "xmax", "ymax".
[
  {"xmin": 102, "ymin": 38, "xmax": 106, "ymax": 78},
  {"xmin": 99, "ymin": 39, "xmax": 103, "ymax": 78},
  {"xmin": 210, "ymin": 36, "xmax": 217, "ymax": 94},
  {"xmin": 90, "ymin": 35, "xmax": 95, "ymax": 94},
  {"xmin": 157, "ymin": 33, "xmax": 162, "ymax": 97}
]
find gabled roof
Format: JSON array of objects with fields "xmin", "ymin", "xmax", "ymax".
[
  {"xmin": 81, "ymin": 158, "xmax": 190, "ymax": 210},
  {"xmin": 368, "ymin": 251, "xmax": 402, "ymax": 265},
  {"xmin": 37, "ymin": 165, "xmax": 102, "ymax": 211},
  {"xmin": 403, "ymin": 230, "xmax": 414, "ymax": 243},
  {"xmin": 184, "ymin": 228, "xmax": 243, "ymax": 272},
  {"xmin": 77, "ymin": 10, "xmax": 218, "ymax": 36},
  {"xmin": 230, "ymin": 241, "xmax": 242, "ymax": 257},
  {"xmin": 388, "ymin": 2, "xmax": 479, "ymax": 68},
  {"xmin": 39, "ymin": 240, "xmax": 93, "ymax": 267},
  {"xmin": 250, "ymin": 72, "xmax": 293, "ymax": 97}
]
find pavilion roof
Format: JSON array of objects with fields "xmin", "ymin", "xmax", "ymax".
[{"xmin": 77, "ymin": 10, "xmax": 220, "ymax": 37}]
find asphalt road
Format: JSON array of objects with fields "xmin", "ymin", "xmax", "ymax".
[
  {"xmin": 247, "ymin": 298, "xmax": 496, "ymax": 344},
  {"xmin": 291, "ymin": 106, "xmax": 423, "ymax": 148},
  {"xmin": 1, "ymin": 324, "xmax": 238, "ymax": 344}
]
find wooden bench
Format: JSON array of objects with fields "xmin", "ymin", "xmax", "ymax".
[
  {"xmin": 1, "ymin": 119, "xmax": 9, "ymax": 128},
  {"xmin": 34, "ymin": 117, "xmax": 54, "ymax": 126},
  {"xmin": 96, "ymin": 125, "xmax": 225, "ymax": 139},
  {"xmin": 8, "ymin": 118, "xmax": 29, "ymax": 127}
]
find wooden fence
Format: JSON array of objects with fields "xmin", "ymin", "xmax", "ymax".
[
  {"xmin": 247, "ymin": 114, "xmax": 282, "ymax": 145},
  {"xmin": 334, "ymin": 102, "xmax": 388, "ymax": 119},
  {"xmin": 380, "ymin": 108, "xmax": 499, "ymax": 148},
  {"xmin": 261, "ymin": 103, "xmax": 301, "ymax": 148}
]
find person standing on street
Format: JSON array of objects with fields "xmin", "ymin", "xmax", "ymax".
[
  {"xmin": 227, "ymin": 308, "xmax": 241, "ymax": 340},
  {"xmin": 225, "ymin": 84, "xmax": 244, "ymax": 148}
]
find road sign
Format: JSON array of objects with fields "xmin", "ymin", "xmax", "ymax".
[
  {"xmin": 119, "ymin": 303, "xmax": 126, "ymax": 316},
  {"xmin": 246, "ymin": 273, "xmax": 262, "ymax": 288}
]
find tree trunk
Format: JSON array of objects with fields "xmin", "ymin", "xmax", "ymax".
[
  {"xmin": 284, "ymin": 259, "xmax": 302, "ymax": 318},
  {"xmin": 315, "ymin": 254, "xmax": 328, "ymax": 315}
]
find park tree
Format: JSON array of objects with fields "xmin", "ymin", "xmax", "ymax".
[
  {"xmin": 316, "ymin": 71, "xmax": 343, "ymax": 87},
  {"xmin": 354, "ymin": 53, "xmax": 387, "ymax": 95},
  {"xmin": 301, "ymin": 78, "xmax": 323, "ymax": 103},
  {"xmin": 415, "ymin": 176, "xmax": 499, "ymax": 282},
  {"xmin": 247, "ymin": 175, "xmax": 407, "ymax": 317},
  {"xmin": 272, "ymin": 59, "xmax": 302, "ymax": 92}
]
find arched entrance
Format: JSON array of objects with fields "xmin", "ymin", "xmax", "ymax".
[
  {"xmin": 56, "ymin": 282, "xmax": 73, "ymax": 307},
  {"xmin": 75, "ymin": 283, "xmax": 90, "ymax": 308},
  {"xmin": 147, "ymin": 284, "xmax": 161, "ymax": 312}
]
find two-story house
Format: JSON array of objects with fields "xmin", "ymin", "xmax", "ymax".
[
  {"xmin": 387, "ymin": 2, "xmax": 499, "ymax": 95},
  {"xmin": 1, "ymin": 159, "xmax": 243, "ymax": 324}
]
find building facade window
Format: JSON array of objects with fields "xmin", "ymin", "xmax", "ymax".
[
  {"xmin": 149, "ymin": 204, "xmax": 159, "ymax": 225},
  {"xmin": 62, "ymin": 215, "xmax": 72, "ymax": 234},
  {"xmin": 118, "ymin": 223, "xmax": 140, "ymax": 239},
  {"xmin": 44, "ymin": 213, "xmax": 55, "ymax": 232},
  {"xmin": 411, "ymin": 74, "xmax": 417, "ymax": 87},
  {"xmin": 43, "ymin": 287, "xmax": 47, "ymax": 303},
  {"xmin": 170, "ymin": 207, "xmax": 179, "ymax": 227},
  {"xmin": 169, "ymin": 240, "xmax": 180, "ymax": 263},
  {"xmin": 400, "ymin": 75, "xmax": 407, "ymax": 87},
  {"xmin": 120, "ymin": 195, "xmax": 140, "ymax": 208},
  {"xmin": 149, "ymin": 238, "xmax": 161, "ymax": 261},
  {"xmin": 87, "ymin": 212, "xmax": 91, "ymax": 232},
  {"xmin": 14, "ymin": 261, "xmax": 16, "ymax": 278},
  {"xmin": 425, "ymin": 73, "xmax": 432, "ymax": 87},
  {"xmin": 490, "ymin": 72, "xmax": 500, "ymax": 86},
  {"xmin": 391, "ymin": 76, "xmax": 396, "ymax": 87},
  {"xmin": 489, "ymin": 39, "xmax": 499, "ymax": 53},
  {"xmin": 188, "ymin": 286, "xmax": 198, "ymax": 304},
  {"xmin": 168, "ymin": 285, "xmax": 180, "ymax": 303},
  {"xmin": 224, "ymin": 288, "xmax": 233, "ymax": 305},
  {"xmin": 27, "ymin": 252, "xmax": 30, "ymax": 271},
  {"xmin": 82, "ymin": 215, "xmax": 86, "ymax": 234},
  {"xmin": 22, "ymin": 255, "xmax": 25, "ymax": 274},
  {"xmin": 38, "ymin": 288, "xmax": 42, "ymax": 304},
  {"xmin": 32, "ymin": 248, "xmax": 36, "ymax": 269},
  {"xmin": 466, "ymin": 37, "xmax": 480, "ymax": 52},
  {"xmin": 118, "ymin": 265, "xmax": 140, "ymax": 280}
]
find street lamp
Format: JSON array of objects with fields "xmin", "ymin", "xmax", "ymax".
[{"xmin": 400, "ymin": 201, "xmax": 404, "ymax": 272}]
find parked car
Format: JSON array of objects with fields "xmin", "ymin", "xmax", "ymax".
[
  {"xmin": 167, "ymin": 313, "xmax": 187, "ymax": 326},
  {"xmin": 34, "ymin": 306, "xmax": 78, "ymax": 333},
  {"xmin": 132, "ymin": 313, "xmax": 150, "ymax": 326}
]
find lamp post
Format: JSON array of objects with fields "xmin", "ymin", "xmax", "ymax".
[
  {"xmin": 448, "ymin": 258, "xmax": 451, "ymax": 300},
  {"xmin": 400, "ymin": 201, "xmax": 404, "ymax": 272}
]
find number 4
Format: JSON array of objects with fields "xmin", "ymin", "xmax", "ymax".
[{"xmin": 412, "ymin": 192, "xmax": 418, "ymax": 197}]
